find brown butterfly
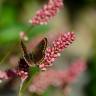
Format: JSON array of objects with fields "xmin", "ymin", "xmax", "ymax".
[{"xmin": 20, "ymin": 37, "xmax": 47, "ymax": 67}]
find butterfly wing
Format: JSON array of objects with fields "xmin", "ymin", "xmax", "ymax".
[
  {"xmin": 20, "ymin": 40, "xmax": 32, "ymax": 66},
  {"xmin": 31, "ymin": 37, "xmax": 47, "ymax": 65}
]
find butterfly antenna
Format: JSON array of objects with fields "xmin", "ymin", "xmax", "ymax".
[{"xmin": 20, "ymin": 40, "xmax": 28, "ymax": 55}]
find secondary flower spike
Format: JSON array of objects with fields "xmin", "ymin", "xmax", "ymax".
[
  {"xmin": 39, "ymin": 32, "xmax": 76, "ymax": 70},
  {"xmin": 29, "ymin": 59, "xmax": 86, "ymax": 94},
  {"xmin": 29, "ymin": 0, "xmax": 63, "ymax": 25}
]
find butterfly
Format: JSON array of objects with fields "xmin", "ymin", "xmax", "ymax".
[{"xmin": 20, "ymin": 37, "xmax": 47, "ymax": 67}]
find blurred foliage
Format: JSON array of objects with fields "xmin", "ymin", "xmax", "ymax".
[
  {"xmin": 0, "ymin": 25, "xmax": 49, "ymax": 44},
  {"xmin": 85, "ymin": 34, "xmax": 96, "ymax": 96}
]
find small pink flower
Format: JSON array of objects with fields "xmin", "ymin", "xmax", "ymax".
[
  {"xmin": 39, "ymin": 32, "xmax": 76, "ymax": 70},
  {"xmin": 0, "ymin": 70, "xmax": 8, "ymax": 83},
  {"xmin": 16, "ymin": 70, "xmax": 28, "ymax": 80},
  {"xmin": 29, "ymin": 59, "xmax": 86, "ymax": 94},
  {"xmin": 0, "ymin": 69, "xmax": 28, "ymax": 82},
  {"xmin": 29, "ymin": 0, "xmax": 63, "ymax": 25}
]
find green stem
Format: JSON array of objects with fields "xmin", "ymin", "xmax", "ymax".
[
  {"xmin": 18, "ymin": 76, "xmax": 34, "ymax": 96},
  {"xmin": 18, "ymin": 80, "xmax": 25, "ymax": 96},
  {"xmin": 22, "ymin": 75, "xmax": 33, "ymax": 92}
]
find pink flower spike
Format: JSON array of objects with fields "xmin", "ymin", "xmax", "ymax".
[
  {"xmin": 39, "ymin": 32, "xmax": 76, "ymax": 70},
  {"xmin": 29, "ymin": 0, "xmax": 63, "ymax": 25},
  {"xmin": 65, "ymin": 59, "xmax": 86, "ymax": 83}
]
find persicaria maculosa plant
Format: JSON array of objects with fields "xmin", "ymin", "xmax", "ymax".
[{"xmin": 0, "ymin": 0, "xmax": 86, "ymax": 96}]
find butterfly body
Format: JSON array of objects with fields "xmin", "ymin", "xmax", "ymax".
[{"xmin": 18, "ymin": 57, "xmax": 29, "ymax": 72}]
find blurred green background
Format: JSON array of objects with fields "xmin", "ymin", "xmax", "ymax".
[{"xmin": 0, "ymin": 0, "xmax": 96, "ymax": 96}]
